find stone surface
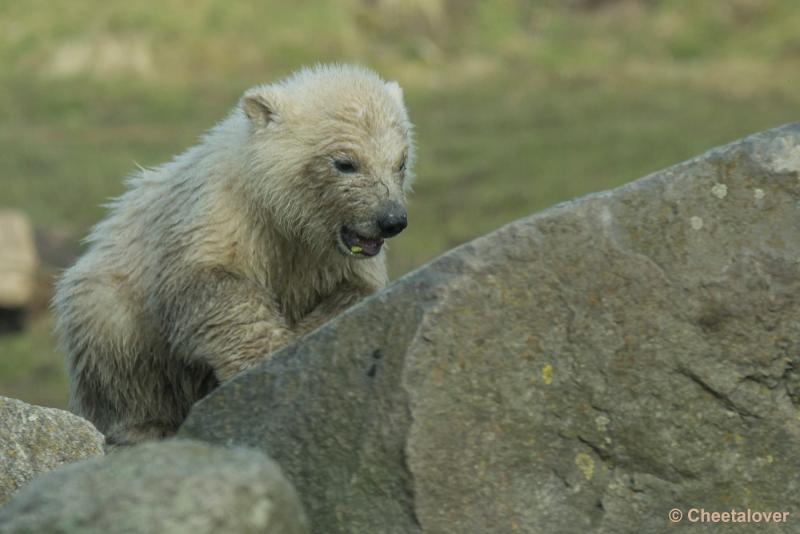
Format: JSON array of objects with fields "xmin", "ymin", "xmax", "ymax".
[
  {"xmin": 0, "ymin": 396, "xmax": 104, "ymax": 504},
  {"xmin": 181, "ymin": 123, "xmax": 800, "ymax": 533},
  {"xmin": 0, "ymin": 210, "xmax": 38, "ymax": 308},
  {"xmin": 0, "ymin": 439, "xmax": 310, "ymax": 534}
]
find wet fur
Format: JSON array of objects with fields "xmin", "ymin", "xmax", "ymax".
[{"xmin": 53, "ymin": 65, "xmax": 414, "ymax": 444}]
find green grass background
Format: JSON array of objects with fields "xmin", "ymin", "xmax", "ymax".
[{"xmin": 2, "ymin": 0, "xmax": 799, "ymax": 408}]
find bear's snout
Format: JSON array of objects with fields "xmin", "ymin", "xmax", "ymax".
[{"xmin": 376, "ymin": 201, "xmax": 408, "ymax": 238}]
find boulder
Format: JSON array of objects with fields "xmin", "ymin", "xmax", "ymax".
[
  {"xmin": 180, "ymin": 123, "xmax": 800, "ymax": 533},
  {"xmin": 0, "ymin": 439, "xmax": 309, "ymax": 534},
  {"xmin": 0, "ymin": 210, "xmax": 38, "ymax": 309},
  {"xmin": 0, "ymin": 396, "xmax": 104, "ymax": 504}
]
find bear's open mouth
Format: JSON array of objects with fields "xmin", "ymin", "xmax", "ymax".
[{"xmin": 340, "ymin": 226, "xmax": 384, "ymax": 257}]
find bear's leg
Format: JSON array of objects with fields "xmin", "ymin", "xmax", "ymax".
[
  {"xmin": 294, "ymin": 281, "xmax": 374, "ymax": 334},
  {"xmin": 102, "ymin": 356, "xmax": 219, "ymax": 446},
  {"xmin": 159, "ymin": 269, "xmax": 293, "ymax": 383},
  {"xmin": 62, "ymin": 283, "xmax": 218, "ymax": 444},
  {"xmin": 70, "ymin": 341, "xmax": 218, "ymax": 445}
]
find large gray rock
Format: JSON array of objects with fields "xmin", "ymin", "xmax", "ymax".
[
  {"xmin": 0, "ymin": 210, "xmax": 38, "ymax": 309},
  {"xmin": 0, "ymin": 439, "xmax": 309, "ymax": 534},
  {"xmin": 180, "ymin": 123, "xmax": 800, "ymax": 533},
  {"xmin": 0, "ymin": 396, "xmax": 104, "ymax": 504}
]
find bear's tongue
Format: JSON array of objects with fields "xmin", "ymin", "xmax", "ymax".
[
  {"xmin": 356, "ymin": 236, "xmax": 383, "ymax": 256},
  {"xmin": 342, "ymin": 228, "xmax": 383, "ymax": 257}
]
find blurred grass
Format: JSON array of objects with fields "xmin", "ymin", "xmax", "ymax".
[{"xmin": 1, "ymin": 0, "xmax": 798, "ymax": 409}]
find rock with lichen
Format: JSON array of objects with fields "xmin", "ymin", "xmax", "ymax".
[
  {"xmin": 180, "ymin": 123, "xmax": 800, "ymax": 533},
  {"xmin": 0, "ymin": 395, "xmax": 104, "ymax": 504},
  {"xmin": 0, "ymin": 439, "xmax": 309, "ymax": 534}
]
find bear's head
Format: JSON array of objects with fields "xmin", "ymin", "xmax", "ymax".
[{"xmin": 241, "ymin": 64, "xmax": 414, "ymax": 260}]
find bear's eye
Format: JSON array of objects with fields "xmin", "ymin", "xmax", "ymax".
[
  {"xmin": 397, "ymin": 157, "xmax": 406, "ymax": 173},
  {"xmin": 333, "ymin": 159, "xmax": 358, "ymax": 174}
]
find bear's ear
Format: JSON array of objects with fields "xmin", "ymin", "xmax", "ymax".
[
  {"xmin": 242, "ymin": 86, "xmax": 281, "ymax": 128},
  {"xmin": 385, "ymin": 81, "xmax": 404, "ymax": 107}
]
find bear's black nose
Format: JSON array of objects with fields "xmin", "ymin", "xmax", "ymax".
[{"xmin": 377, "ymin": 207, "xmax": 408, "ymax": 238}]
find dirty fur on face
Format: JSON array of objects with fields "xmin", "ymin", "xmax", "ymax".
[{"xmin": 53, "ymin": 64, "xmax": 415, "ymax": 445}]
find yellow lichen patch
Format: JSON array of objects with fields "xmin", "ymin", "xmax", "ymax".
[
  {"xmin": 542, "ymin": 364, "xmax": 554, "ymax": 385},
  {"xmin": 575, "ymin": 452, "xmax": 594, "ymax": 481}
]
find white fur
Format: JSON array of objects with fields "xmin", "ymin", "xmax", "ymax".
[{"xmin": 53, "ymin": 64, "xmax": 415, "ymax": 444}]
